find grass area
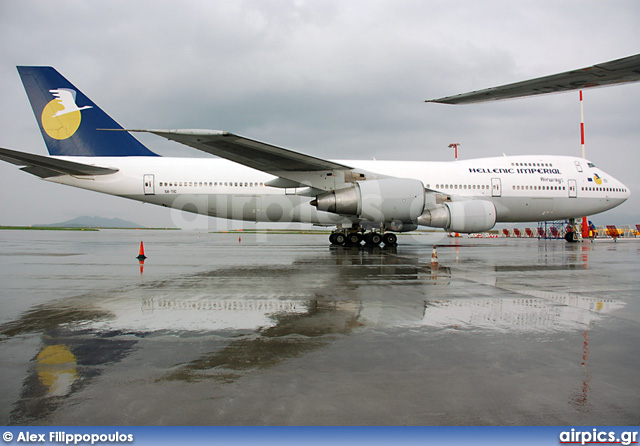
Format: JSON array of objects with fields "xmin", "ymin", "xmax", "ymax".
[
  {"xmin": 0, "ymin": 226, "xmax": 180, "ymax": 231},
  {"xmin": 0, "ymin": 226, "xmax": 99, "ymax": 231}
]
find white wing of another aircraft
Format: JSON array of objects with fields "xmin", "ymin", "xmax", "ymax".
[{"xmin": 427, "ymin": 53, "xmax": 640, "ymax": 104}]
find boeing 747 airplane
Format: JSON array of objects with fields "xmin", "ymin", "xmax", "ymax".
[{"xmin": 1, "ymin": 56, "xmax": 637, "ymax": 245}]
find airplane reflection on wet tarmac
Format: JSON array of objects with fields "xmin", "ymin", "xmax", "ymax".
[{"xmin": 0, "ymin": 240, "xmax": 626, "ymax": 425}]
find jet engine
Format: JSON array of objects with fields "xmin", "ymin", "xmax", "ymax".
[
  {"xmin": 311, "ymin": 178, "xmax": 426, "ymax": 223},
  {"xmin": 417, "ymin": 200, "xmax": 496, "ymax": 233}
]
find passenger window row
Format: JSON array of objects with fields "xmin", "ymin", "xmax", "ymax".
[
  {"xmin": 431, "ymin": 184, "xmax": 489, "ymax": 190},
  {"xmin": 513, "ymin": 185, "xmax": 565, "ymax": 191},
  {"xmin": 582, "ymin": 186, "xmax": 626, "ymax": 193},
  {"xmin": 158, "ymin": 181, "xmax": 266, "ymax": 187},
  {"xmin": 511, "ymin": 162, "xmax": 554, "ymax": 167}
]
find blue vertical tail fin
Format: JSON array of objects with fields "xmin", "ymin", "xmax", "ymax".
[{"xmin": 17, "ymin": 66, "xmax": 158, "ymax": 157}]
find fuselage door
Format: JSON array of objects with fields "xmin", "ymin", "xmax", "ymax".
[
  {"xmin": 143, "ymin": 174, "xmax": 155, "ymax": 195},
  {"xmin": 491, "ymin": 178, "xmax": 502, "ymax": 197},
  {"xmin": 568, "ymin": 179, "xmax": 577, "ymax": 198}
]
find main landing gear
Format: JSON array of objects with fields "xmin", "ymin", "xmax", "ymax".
[{"xmin": 329, "ymin": 229, "xmax": 398, "ymax": 247}]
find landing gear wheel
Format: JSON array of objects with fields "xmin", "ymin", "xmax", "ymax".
[
  {"xmin": 564, "ymin": 231, "xmax": 578, "ymax": 243},
  {"xmin": 332, "ymin": 233, "xmax": 346, "ymax": 245},
  {"xmin": 365, "ymin": 232, "xmax": 382, "ymax": 247},
  {"xmin": 382, "ymin": 232, "xmax": 398, "ymax": 246},
  {"xmin": 345, "ymin": 232, "xmax": 362, "ymax": 246}
]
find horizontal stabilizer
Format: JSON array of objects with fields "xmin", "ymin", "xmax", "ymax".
[
  {"xmin": 427, "ymin": 53, "xmax": 640, "ymax": 104},
  {"xmin": 0, "ymin": 147, "xmax": 118, "ymax": 178}
]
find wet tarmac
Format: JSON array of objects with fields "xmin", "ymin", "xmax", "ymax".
[{"xmin": 1, "ymin": 230, "xmax": 639, "ymax": 426}]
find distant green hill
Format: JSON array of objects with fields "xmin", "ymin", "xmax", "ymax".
[{"xmin": 36, "ymin": 216, "xmax": 144, "ymax": 228}]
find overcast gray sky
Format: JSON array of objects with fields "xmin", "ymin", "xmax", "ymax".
[{"xmin": 1, "ymin": 0, "xmax": 639, "ymax": 229}]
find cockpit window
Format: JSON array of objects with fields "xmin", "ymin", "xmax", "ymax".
[{"xmin": 587, "ymin": 162, "xmax": 596, "ymax": 168}]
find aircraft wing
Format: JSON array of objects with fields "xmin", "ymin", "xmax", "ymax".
[
  {"xmin": 121, "ymin": 129, "xmax": 376, "ymax": 191},
  {"xmin": 0, "ymin": 147, "xmax": 119, "ymax": 178},
  {"xmin": 123, "ymin": 129, "xmax": 350, "ymax": 171},
  {"xmin": 427, "ymin": 53, "xmax": 640, "ymax": 104}
]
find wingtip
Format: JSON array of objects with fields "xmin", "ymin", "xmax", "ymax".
[{"xmin": 424, "ymin": 98, "xmax": 456, "ymax": 105}]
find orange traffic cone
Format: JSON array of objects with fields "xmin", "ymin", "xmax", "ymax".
[{"xmin": 136, "ymin": 241, "xmax": 147, "ymax": 260}]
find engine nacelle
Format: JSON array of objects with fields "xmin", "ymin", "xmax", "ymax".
[
  {"xmin": 417, "ymin": 200, "xmax": 497, "ymax": 233},
  {"xmin": 312, "ymin": 178, "xmax": 426, "ymax": 223}
]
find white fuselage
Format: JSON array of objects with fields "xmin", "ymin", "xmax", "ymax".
[{"xmin": 46, "ymin": 155, "xmax": 630, "ymax": 228}]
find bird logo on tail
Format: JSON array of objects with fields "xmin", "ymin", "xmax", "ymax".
[
  {"xmin": 49, "ymin": 88, "xmax": 93, "ymax": 117},
  {"xmin": 41, "ymin": 88, "xmax": 93, "ymax": 140}
]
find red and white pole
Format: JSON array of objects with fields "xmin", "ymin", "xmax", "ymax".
[
  {"xmin": 580, "ymin": 90, "xmax": 589, "ymax": 239},
  {"xmin": 448, "ymin": 143, "xmax": 460, "ymax": 161},
  {"xmin": 580, "ymin": 90, "xmax": 586, "ymax": 159}
]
